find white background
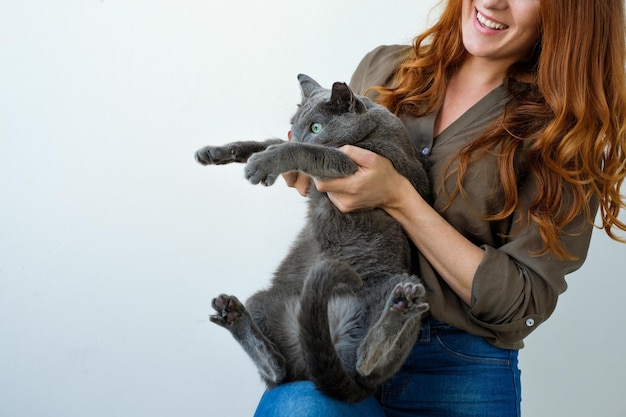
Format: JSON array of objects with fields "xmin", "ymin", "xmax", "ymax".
[{"xmin": 1, "ymin": 1, "xmax": 624, "ymax": 416}]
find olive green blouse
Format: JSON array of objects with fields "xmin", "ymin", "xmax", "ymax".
[{"xmin": 349, "ymin": 45, "xmax": 598, "ymax": 349}]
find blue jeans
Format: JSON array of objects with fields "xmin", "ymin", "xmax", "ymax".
[{"xmin": 253, "ymin": 318, "xmax": 521, "ymax": 417}]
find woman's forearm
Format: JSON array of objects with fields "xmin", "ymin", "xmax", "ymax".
[{"xmin": 383, "ymin": 176, "xmax": 484, "ymax": 306}]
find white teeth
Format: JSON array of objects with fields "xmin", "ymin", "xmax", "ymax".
[{"xmin": 476, "ymin": 11, "xmax": 508, "ymax": 30}]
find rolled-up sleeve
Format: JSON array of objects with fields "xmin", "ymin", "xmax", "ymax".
[{"xmin": 468, "ymin": 182, "xmax": 598, "ymax": 343}]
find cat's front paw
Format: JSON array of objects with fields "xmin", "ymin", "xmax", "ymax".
[
  {"xmin": 245, "ymin": 153, "xmax": 279, "ymax": 186},
  {"xmin": 210, "ymin": 294, "xmax": 246, "ymax": 327},
  {"xmin": 195, "ymin": 144, "xmax": 247, "ymax": 165},
  {"xmin": 390, "ymin": 283, "xmax": 429, "ymax": 315}
]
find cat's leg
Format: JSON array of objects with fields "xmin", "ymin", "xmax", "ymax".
[
  {"xmin": 245, "ymin": 143, "xmax": 358, "ymax": 186},
  {"xmin": 195, "ymin": 139, "xmax": 284, "ymax": 165},
  {"xmin": 355, "ymin": 281, "xmax": 429, "ymax": 378},
  {"xmin": 210, "ymin": 294, "xmax": 287, "ymax": 384},
  {"xmin": 326, "ymin": 295, "xmax": 367, "ymax": 373}
]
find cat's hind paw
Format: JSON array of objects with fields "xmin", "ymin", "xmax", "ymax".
[
  {"xmin": 390, "ymin": 283, "xmax": 429, "ymax": 315},
  {"xmin": 210, "ymin": 294, "xmax": 245, "ymax": 326}
]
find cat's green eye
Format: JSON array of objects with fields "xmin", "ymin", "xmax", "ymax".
[{"xmin": 310, "ymin": 122, "xmax": 323, "ymax": 134}]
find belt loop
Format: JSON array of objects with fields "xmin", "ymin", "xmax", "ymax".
[{"xmin": 419, "ymin": 316, "xmax": 431, "ymax": 342}]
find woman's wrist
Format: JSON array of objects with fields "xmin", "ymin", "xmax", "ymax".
[{"xmin": 382, "ymin": 173, "xmax": 428, "ymax": 218}]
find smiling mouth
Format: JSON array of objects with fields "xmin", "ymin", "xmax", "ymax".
[{"xmin": 476, "ymin": 10, "xmax": 509, "ymax": 30}]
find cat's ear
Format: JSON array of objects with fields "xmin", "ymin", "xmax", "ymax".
[
  {"xmin": 297, "ymin": 74, "xmax": 323, "ymax": 99},
  {"xmin": 330, "ymin": 82, "xmax": 365, "ymax": 113}
]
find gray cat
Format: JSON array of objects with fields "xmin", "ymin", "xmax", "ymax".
[{"xmin": 195, "ymin": 74, "xmax": 430, "ymax": 403}]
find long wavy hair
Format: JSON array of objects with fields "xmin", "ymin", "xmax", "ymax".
[{"xmin": 374, "ymin": 0, "xmax": 626, "ymax": 259}]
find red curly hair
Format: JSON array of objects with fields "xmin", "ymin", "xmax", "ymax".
[{"xmin": 374, "ymin": 0, "xmax": 626, "ymax": 259}]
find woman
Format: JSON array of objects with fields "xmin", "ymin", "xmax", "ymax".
[{"xmin": 255, "ymin": 0, "xmax": 626, "ymax": 416}]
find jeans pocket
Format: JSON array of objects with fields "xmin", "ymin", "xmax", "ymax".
[{"xmin": 433, "ymin": 326, "xmax": 513, "ymax": 365}]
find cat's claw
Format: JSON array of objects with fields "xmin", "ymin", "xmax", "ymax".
[
  {"xmin": 390, "ymin": 283, "xmax": 429, "ymax": 314},
  {"xmin": 210, "ymin": 294, "xmax": 245, "ymax": 326}
]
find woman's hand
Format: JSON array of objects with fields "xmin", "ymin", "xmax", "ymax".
[
  {"xmin": 281, "ymin": 145, "xmax": 408, "ymax": 203},
  {"xmin": 314, "ymin": 145, "xmax": 412, "ymax": 213},
  {"xmin": 282, "ymin": 171, "xmax": 311, "ymax": 196}
]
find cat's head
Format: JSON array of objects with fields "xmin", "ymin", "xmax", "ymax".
[{"xmin": 289, "ymin": 74, "xmax": 376, "ymax": 147}]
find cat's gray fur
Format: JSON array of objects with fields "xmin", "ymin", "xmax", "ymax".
[{"xmin": 195, "ymin": 74, "xmax": 430, "ymax": 402}]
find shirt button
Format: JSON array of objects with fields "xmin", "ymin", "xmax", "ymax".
[
  {"xmin": 526, "ymin": 318, "xmax": 535, "ymax": 327},
  {"xmin": 421, "ymin": 147, "xmax": 430, "ymax": 156}
]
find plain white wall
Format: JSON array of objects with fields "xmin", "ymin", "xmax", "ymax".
[{"xmin": 1, "ymin": 1, "xmax": 624, "ymax": 416}]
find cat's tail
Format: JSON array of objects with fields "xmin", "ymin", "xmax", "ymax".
[{"xmin": 298, "ymin": 259, "xmax": 372, "ymax": 402}]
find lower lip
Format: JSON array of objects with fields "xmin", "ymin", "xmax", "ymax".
[{"xmin": 473, "ymin": 8, "xmax": 505, "ymax": 35}]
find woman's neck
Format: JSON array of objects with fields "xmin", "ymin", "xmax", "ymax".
[
  {"xmin": 433, "ymin": 57, "xmax": 506, "ymax": 137},
  {"xmin": 453, "ymin": 56, "xmax": 508, "ymax": 93}
]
